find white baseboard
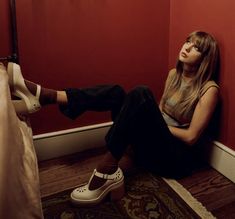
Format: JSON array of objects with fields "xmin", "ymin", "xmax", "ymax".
[
  {"xmin": 33, "ymin": 122, "xmax": 113, "ymax": 161},
  {"xmin": 206, "ymin": 141, "xmax": 235, "ymax": 183},
  {"xmin": 34, "ymin": 122, "xmax": 235, "ymax": 183}
]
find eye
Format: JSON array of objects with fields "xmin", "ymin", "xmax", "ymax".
[
  {"xmin": 193, "ymin": 45, "xmax": 201, "ymax": 52},
  {"xmin": 186, "ymin": 40, "xmax": 191, "ymax": 44},
  {"xmin": 193, "ymin": 46, "xmax": 199, "ymax": 51}
]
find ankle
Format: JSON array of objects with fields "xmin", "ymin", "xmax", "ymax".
[
  {"xmin": 39, "ymin": 87, "xmax": 57, "ymax": 105},
  {"xmin": 97, "ymin": 153, "xmax": 118, "ymax": 174},
  {"xmin": 25, "ymin": 80, "xmax": 37, "ymax": 96},
  {"xmin": 57, "ymin": 91, "xmax": 68, "ymax": 104},
  {"xmin": 88, "ymin": 167, "xmax": 119, "ymax": 191},
  {"xmin": 96, "ymin": 165, "xmax": 118, "ymax": 175}
]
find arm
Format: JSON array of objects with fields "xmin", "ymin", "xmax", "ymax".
[{"xmin": 168, "ymin": 86, "xmax": 219, "ymax": 145}]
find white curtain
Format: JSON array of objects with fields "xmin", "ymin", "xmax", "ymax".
[{"xmin": 0, "ymin": 75, "xmax": 43, "ymax": 218}]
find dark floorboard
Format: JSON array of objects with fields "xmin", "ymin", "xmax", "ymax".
[{"xmin": 39, "ymin": 148, "xmax": 235, "ymax": 219}]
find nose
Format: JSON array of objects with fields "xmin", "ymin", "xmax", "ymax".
[{"xmin": 185, "ymin": 43, "xmax": 193, "ymax": 52}]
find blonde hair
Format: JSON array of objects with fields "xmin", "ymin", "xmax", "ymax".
[{"xmin": 162, "ymin": 31, "xmax": 220, "ymax": 118}]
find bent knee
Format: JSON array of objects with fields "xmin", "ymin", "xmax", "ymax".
[
  {"xmin": 106, "ymin": 85, "xmax": 126, "ymax": 106},
  {"xmin": 131, "ymin": 85, "xmax": 153, "ymax": 96},
  {"xmin": 111, "ymin": 84, "xmax": 126, "ymax": 98},
  {"xmin": 128, "ymin": 85, "xmax": 155, "ymax": 102}
]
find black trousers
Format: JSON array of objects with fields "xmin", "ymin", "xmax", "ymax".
[{"xmin": 59, "ymin": 85, "xmax": 192, "ymax": 178}]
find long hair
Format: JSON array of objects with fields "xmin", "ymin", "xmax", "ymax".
[{"xmin": 162, "ymin": 31, "xmax": 220, "ymax": 119}]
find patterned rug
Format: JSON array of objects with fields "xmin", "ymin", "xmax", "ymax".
[{"xmin": 41, "ymin": 171, "xmax": 215, "ymax": 219}]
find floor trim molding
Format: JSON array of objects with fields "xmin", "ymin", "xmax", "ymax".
[
  {"xmin": 206, "ymin": 141, "xmax": 235, "ymax": 183},
  {"xmin": 34, "ymin": 122, "xmax": 235, "ymax": 182},
  {"xmin": 33, "ymin": 122, "xmax": 112, "ymax": 161}
]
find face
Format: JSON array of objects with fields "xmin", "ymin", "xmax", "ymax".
[{"xmin": 179, "ymin": 39, "xmax": 202, "ymax": 66}]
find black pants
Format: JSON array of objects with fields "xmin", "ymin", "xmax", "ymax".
[{"xmin": 59, "ymin": 85, "xmax": 192, "ymax": 178}]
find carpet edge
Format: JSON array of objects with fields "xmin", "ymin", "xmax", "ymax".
[{"xmin": 163, "ymin": 178, "xmax": 216, "ymax": 219}]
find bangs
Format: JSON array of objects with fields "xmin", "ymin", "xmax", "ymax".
[{"xmin": 187, "ymin": 32, "xmax": 211, "ymax": 54}]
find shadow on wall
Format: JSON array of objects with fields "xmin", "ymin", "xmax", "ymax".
[{"xmin": 207, "ymin": 100, "xmax": 222, "ymax": 140}]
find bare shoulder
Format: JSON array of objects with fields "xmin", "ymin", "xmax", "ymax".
[
  {"xmin": 168, "ymin": 68, "xmax": 176, "ymax": 76},
  {"xmin": 200, "ymin": 86, "xmax": 219, "ymax": 106},
  {"xmin": 202, "ymin": 86, "xmax": 219, "ymax": 97},
  {"xmin": 165, "ymin": 68, "xmax": 176, "ymax": 82}
]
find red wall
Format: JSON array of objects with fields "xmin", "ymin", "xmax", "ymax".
[
  {"xmin": 0, "ymin": 0, "xmax": 11, "ymax": 60},
  {"xmin": 1, "ymin": 0, "xmax": 234, "ymax": 150},
  {"xmin": 15, "ymin": 0, "xmax": 170, "ymax": 134},
  {"xmin": 169, "ymin": 0, "xmax": 235, "ymax": 150}
]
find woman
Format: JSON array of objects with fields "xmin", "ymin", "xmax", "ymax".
[{"xmin": 6, "ymin": 31, "xmax": 220, "ymax": 205}]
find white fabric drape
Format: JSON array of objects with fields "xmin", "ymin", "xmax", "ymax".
[{"xmin": 0, "ymin": 75, "xmax": 43, "ymax": 218}]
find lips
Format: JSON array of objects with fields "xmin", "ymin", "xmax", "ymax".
[{"xmin": 181, "ymin": 52, "xmax": 188, "ymax": 58}]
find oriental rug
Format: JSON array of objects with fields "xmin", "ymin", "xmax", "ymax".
[{"xmin": 41, "ymin": 171, "xmax": 215, "ymax": 219}]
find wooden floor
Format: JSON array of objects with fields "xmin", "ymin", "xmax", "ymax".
[{"xmin": 38, "ymin": 148, "xmax": 235, "ymax": 219}]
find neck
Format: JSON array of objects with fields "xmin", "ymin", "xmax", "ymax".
[{"xmin": 182, "ymin": 64, "xmax": 198, "ymax": 77}]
